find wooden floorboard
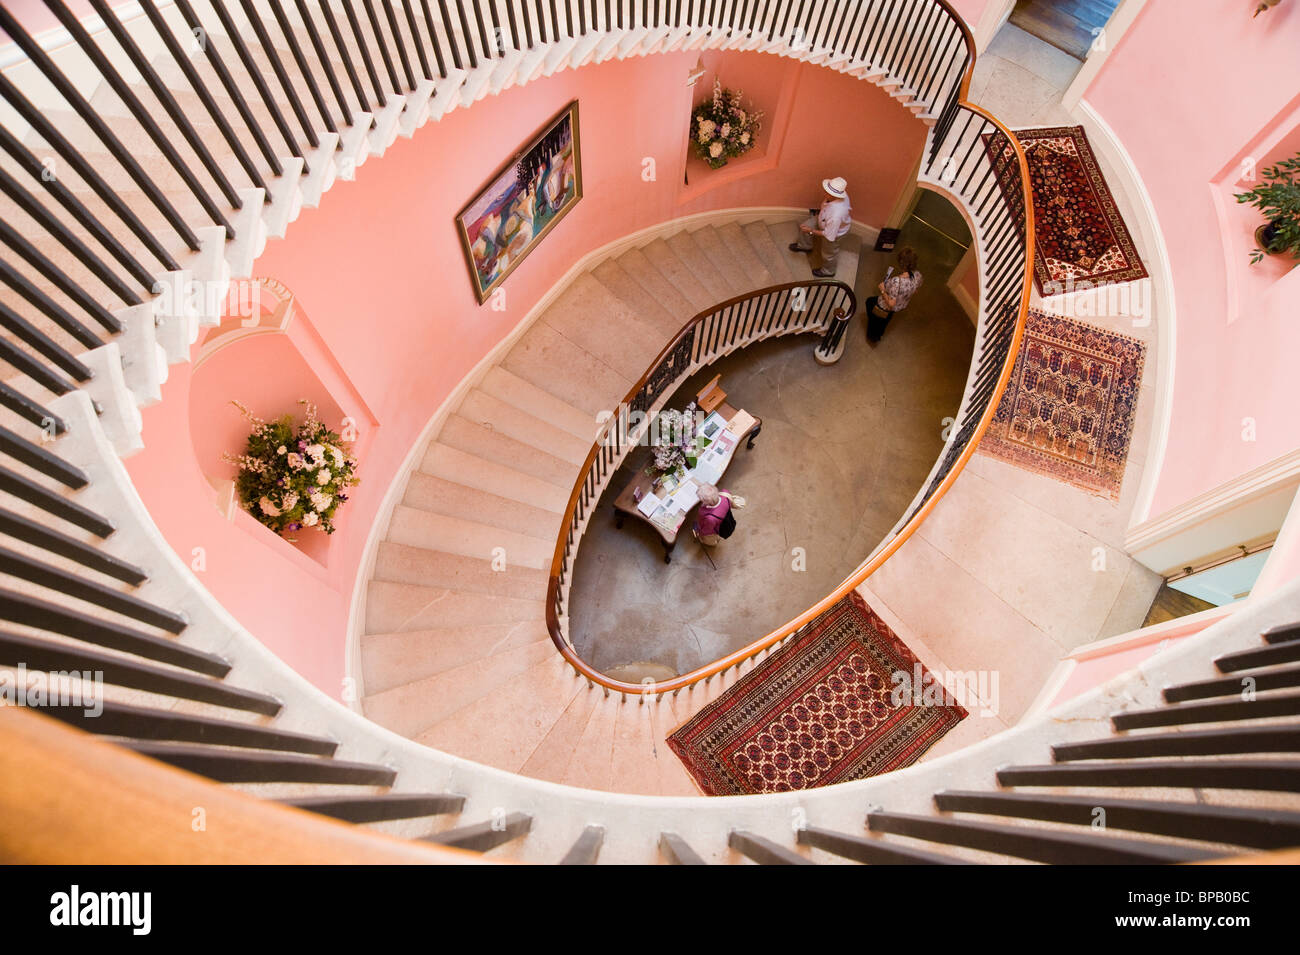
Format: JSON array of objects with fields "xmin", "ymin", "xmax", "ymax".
[{"xmin": 1010, "ymin": 0, "xmax": 1121, "ymax": 61}]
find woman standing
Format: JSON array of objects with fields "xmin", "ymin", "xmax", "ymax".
[{"xmin": 866, "ymin": 247, "xmax": 923, "ymax": 343}]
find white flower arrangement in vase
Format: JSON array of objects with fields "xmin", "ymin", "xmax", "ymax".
[{"xmin": 690, "ymin": 80, "xmax": 763, "ymax": 170}]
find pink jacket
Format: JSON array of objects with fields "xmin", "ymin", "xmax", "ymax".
[{"xmin": 694, "ymin": 495, "xmax": 731, "ymax": 536}]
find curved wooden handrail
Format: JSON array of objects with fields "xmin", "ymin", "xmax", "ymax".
[
  {"xmin": 543, "ymin": 2, "xmax": 1035, "ymax": 696},
  {"xmin": 0, "ymin": 707, "xmax": 491, "ymax": 864}
]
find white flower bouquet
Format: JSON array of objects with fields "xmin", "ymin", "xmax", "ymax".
[
  {"xmin": 690, "ymin": 80, "xmax": 763, "ymax": 170},
  {"xmin": 223, "ymin": 399, "xmax": 360, "ymax": 537}
]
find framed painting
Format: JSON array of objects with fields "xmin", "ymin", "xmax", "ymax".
[{"xmin": 455, "ymin": 100, "xmax": 583, "ymax": 304}]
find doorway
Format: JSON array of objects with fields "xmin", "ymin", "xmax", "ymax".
[{"xmin": 1008, "ymin": 0, "xmax": 1122, "ymax": 61}]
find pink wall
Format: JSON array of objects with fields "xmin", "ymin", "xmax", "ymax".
[
  {"xmin": 1084, "ymin": 2, "xmax": 1300, "ymax": 522},
  {"xmin": 126, "ymin": 51, "xmax": 927, "ymax": 698}
]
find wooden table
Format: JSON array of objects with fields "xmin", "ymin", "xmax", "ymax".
[{"xmin": 612, "ymin": 397, "xmax": 761, "ymax": 563}]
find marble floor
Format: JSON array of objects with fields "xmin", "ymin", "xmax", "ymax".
[{"xmin": 568, "ymin": 217, "xmax": 976, "ymax": 676}]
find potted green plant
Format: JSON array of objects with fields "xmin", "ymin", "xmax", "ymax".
[{"xmin": 1236, "ymin": 154, "xmax": 1300, "ymax": 264}]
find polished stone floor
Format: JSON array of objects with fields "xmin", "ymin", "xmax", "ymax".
[{"xmin": 568, "ymin": 217, "xmax": 976, "ymax": 675}]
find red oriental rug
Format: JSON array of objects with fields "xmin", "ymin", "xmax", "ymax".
[
  {"xmin": 667, "ymin": 593, "xmax": 966, "ymax": 796},
  {"xmin": 979, "ymin": 308, "xmax": 1146, "ymax": 501},
  {"xmin": 986, "ymin": 125, "xmax": 1148, "ymax": 294}
]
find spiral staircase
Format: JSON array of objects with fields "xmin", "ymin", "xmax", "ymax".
[{"xmin": 0, "ymin": 0, "xmax": 1297, "ymax": 865}]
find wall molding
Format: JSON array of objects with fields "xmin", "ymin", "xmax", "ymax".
[
  {"xmin": 1125, "ymin": 447, "xmax": 1300, "ymax": 556},
  {"xmin": 342, "ymin": 204, "xmax": 883, "ymax": 703}
]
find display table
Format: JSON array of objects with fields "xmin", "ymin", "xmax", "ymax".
[{"xmin": 612, "ymin": 391, "xmax": 760, "ymax": 563}]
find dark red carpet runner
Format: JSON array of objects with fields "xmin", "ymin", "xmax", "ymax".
[{"xmin": 668, "ymin": 593, "xmax": 966, "ymax": 796}]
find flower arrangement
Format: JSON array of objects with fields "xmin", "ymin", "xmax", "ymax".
[
  {"xmin": 690, "ymin": 80, "xmax": 763, "ymax": 170},
  {"xmin": 650, "ymin": 403, "xmax": 699, "ymax": 474},
  {"xmin": 223, "ymin": 399, "xmax": 360, "ymax": 538}
]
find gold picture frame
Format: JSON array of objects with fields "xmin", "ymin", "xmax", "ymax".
[{"xmin": 455, "ymin": 100, "xmax": 583, "ymax": 304}]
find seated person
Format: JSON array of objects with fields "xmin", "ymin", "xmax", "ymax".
[{"xmin": 692, "ymin": 483, "xmax": 731, "ymax": 546}]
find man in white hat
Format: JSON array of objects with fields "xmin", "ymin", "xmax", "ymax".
[{"xmin": 791, "ymin": 176, "xmax": 852, "ymax": 277}]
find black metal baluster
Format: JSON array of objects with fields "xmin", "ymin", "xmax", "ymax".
[
  {"xmin": 519, "ymin": 0, "xmax": 535, "ymax": 45},
  {"xmin": 0, "ymin": 7, "xmax": 201, "ymax": 252},
  {"xmin": 239, "ymin": 0, "xmax": 320, "ymax": 147},
  {"xmin": 0, "ymin": 260, "xmax": 107, "ymax": 348},
  {"xmin": 0, "ymin": 168, "xmax": 138, "ymax": 306},
  {"xmin": 318, "ymin": 0, "xmax": 372, "ymax": 112},
  {"xmin": 918, "ymin": 22, "xmax": 957, "ymax": 106},
  {"xmin": 902, "ymin": 3, "xmax": 941, "ymax": 87},
  {"xmin": 206, "ymin": 1, "xmax": 311, "ymax": 162},
  {"xmin": 548, "ymin": 0, "xmax": 561, "ymax": 40},
  {"xmin": 831, "ymin": 0, "xmax": 863, "ymax": 53},
  {"xmin": 396, "ymin": 0, "xmax": 433, "ymax": 80},
  {"xmin": 342, "ymin": 0, "xmax": 390, "ymax": 106},
  {"xmin": 267, "ymin": 0, "xmax": 338, "ymax": 134},
  {"xmin": 49, "ymin": 0, "xmax": 245, "ymax": 223},
  {"xmin": 380, "ymin": 0, "xmax": 417, "ymax": 89},
  {"xmin": 469, "ymin": 0, "xmax": 493, "ymax": 56},
  {"xmin": 174, "ymin": 0, "xmax": 288, "ymax": 177},
  {"xmin": 0, "ymin": 128, "xmax": 159, "ymax": 287},
  {"xmin": 414, "ymin": 0, "xmax": 446, "ymax": 77},
  {"xmin": 0, "ymin": 337, "xmax": 78, "ymax": 399},
  {"xmin": 0, "ymin": 79, "xmax": 181, "ymax": 271},
  {"xmin": 501, "ymin": 1, "xmax": 521, "ymax": 50},
  {"xmin": 433, "ymin": 0, "xmax": 462, "ymax": 71},
  {"xmin": 360, "ymin": 0, "xmax": 404, "ymax": 91},
  {"xmin": 535, "ymin": 0, "xmax": 549, "ymax": 42},
  {"xmin": 296, "ymin": 0, "xmax": 355, "ymax": 126},
  {"xmin": 0, "ymin": 300, "xmax": 92, "ymax": 385},
  {"xmin": 0, "ymin": 222, "xmax": 120, "ymax": 334}
]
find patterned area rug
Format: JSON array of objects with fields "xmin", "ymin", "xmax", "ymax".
[
  {"xmin": 980, "ymin": 309, "xmax": 1146, "ymax": 501},
  {"xmin": 986, "ymin": 125, "xmax": 1148, "ymax": 294},
  {"xmin": 667, "ymin": 593, "xmax": 966, "ymax": 796}
]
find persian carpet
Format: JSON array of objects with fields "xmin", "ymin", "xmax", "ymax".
[
  {"xmin": 667, "ymin": 593, "xmax": 967, "ymax": 796},
  {"xmin": 979, "ymin": 308, "xmax": 1147, "ymax": 501},
  {"xmin": 986, "ymin": 125, "xmax": 1148, "ymax": 294}
]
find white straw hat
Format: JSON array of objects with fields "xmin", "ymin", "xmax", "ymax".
[{"xmin": 822, "ymin": 176, "xmax": 848, "ymax": 198}]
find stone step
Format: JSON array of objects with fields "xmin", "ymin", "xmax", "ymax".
[
  {"xmin": 589, "ymin": 257, "xmax": 683, "ymax": 340},
  {"xmin": 501, "ymin": 319, "xmax": 631, "ymax": 417},
  {"xmin": 640, "ymin": 238, "xmax": 714, "ymax": 311},
  {"xmin": 435, "ymin": 415, "xmax": 576, "ymax": 489},
  {"xmin": 373, "ymin": 541, "xmax": 548, "ymax": 601},
  {"xmin": 744, "ymin": 220, "xmax": 799, "ymax": 284},
  {"xmin": 458, "ymin": 388, "xmax": 590, "ymax": 466},
  {"xmin": 385, "ymin": 505, "xmax": 554, "ymax": 570},
  {"xmin": 517, "ymin": 684, "xmax": 604, "ymax": 783},
  {"xmin": 415, "ymin": 654, "xmax": 586, "ymax": 773},
  {"xmin": 478, "ymin": 366, "xmax": 599, "ymax": 443},
  {"xmin": 716, "ymin": 221, "xmax": 778, "ymax": 290},
  {"xmin": 364, "ymin": 580, "xmax": 545, "ymax": 633},
  {"xmin": 666, "ymin": 229, "xmax": 738, "ymax": 300},
  {"xmin": 361, "ymin": 621, "xmax": 547, "ymax": 695},
  {"xmin": 538, "ymin": 273, "xmax": 668, "ymax": 383},
  {"xmin": 401, "ymin": 471, "xmax": 563, "ymax": 541},
  {"xmin": 362, "ymin": 638, "xmax": 558, "ymax": 739},
  {"xmin": 561, "ymin": 691, "xmax": 622, "ymax": 791},
  {"xmin": 419, "ymin": 442, "xmax": 569, "ymax": 513},
  {"xmin": 614, "ymin": 246, "xmax": 700, "ymax": 326},
  {"xmin": 689, "ymin": 225, "xmax": 752, "ymax": 296}
]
